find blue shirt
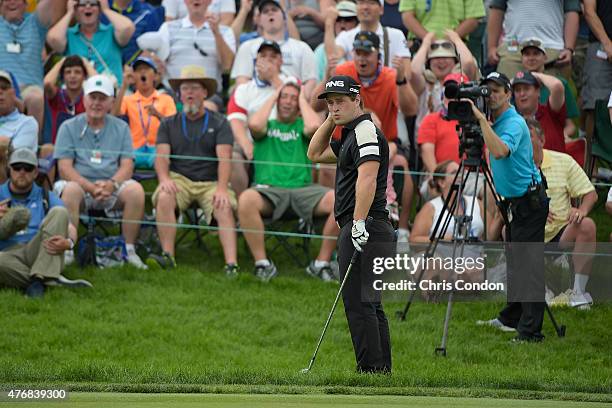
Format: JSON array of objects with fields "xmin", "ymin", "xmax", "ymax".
[
  {"xmin": 0, "ymin": 109, "xmax": 39, "ymax": 151},
  {"xmin": 489, "ymin": 105, "xmax": 541, "ymax": 198},
  {"xmin": 53, "ymin": 113, "xmax": 134, "ymax": 182},
  {"xmin": 0, "ymin": 182, "xmax": 64, "ymax": 250},
  {"xmin": 0, "ymin": 13, "xmax": 47, "ymax": 87},
  {"xmin": 66, "ymin": 23, "xmax": 124, "ymax": 86},
  {"xmin": 103, "ymin": 0, "xmax": 164, "ymax": 63}
]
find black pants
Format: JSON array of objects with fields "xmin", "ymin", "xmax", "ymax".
[
  {"xmin": 337, "ymin": 218, "xmax": 395, "ymax": 372},
  {"xmin": 497, "ymin": 192, "xmax": 549, "ymax": 341}
]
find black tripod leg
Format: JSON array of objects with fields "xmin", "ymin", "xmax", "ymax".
[
  {"xmin": 396, "ymin": 266, "xmax": 426, "ymax": 321},
  {"xmin": 435, "ymin": 290, "xmax": 454, "ymax": 356},
  {"xmin": 545, "ymin": 304, "xmax": 566, "ymax": 337}
]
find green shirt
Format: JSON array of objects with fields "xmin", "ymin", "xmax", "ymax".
[
  {"xmin": 253, "ymin": 118, "xmax": 312, "ymax": 188},
  {"xmin": 399, "ymin": 0, "xmax": 485, "ymax": 39},
  {"xmin": 539, "ymin": 76, "xmax": 579, "ymax": 119}
]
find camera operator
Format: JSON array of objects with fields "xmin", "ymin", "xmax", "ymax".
[{"xmin": 471, "ymin": 72, "xmax": 549, "ymax": 343}]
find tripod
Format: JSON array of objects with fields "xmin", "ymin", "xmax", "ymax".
[{"xmin": 395, "ymin": 155, "xmax": 566, "ymax": 356}]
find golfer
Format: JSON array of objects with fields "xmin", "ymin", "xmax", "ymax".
[{"xmin": 307, "ymin": 75, "xmax": 395, "ymax": 373}]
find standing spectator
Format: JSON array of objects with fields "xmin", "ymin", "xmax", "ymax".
[
  {"xmin": 240, "ymin": 83, "xmax": 339, "ymax": 281},
  {"xmin": 486, "ymin": 0, "xmax": 580, "ymax": 79},
  {"xmin": 53, "ymin": 75, "xmax": 147, "ymax": 269},
  {"xmin": 231, "ymin": 0, "xmax": 317, "ymax": 99},
  {"xmin": 0, "ymin": 71, "xmax": 38, "ymax": 183},
  {"xmin": 113, "ymin": 57, "xmax": 177, "ymax": 169},
  {"xmin": 152, "ymin": 66, "xmax": 238, "ymax": 273},
  {"xmin": 381, "ymin": 0, "xmax": 407, "ymax": 36},
  {"xmin": 519, "ymin": 38, "xmax": 579, "ymax": 140},
  {"xmin": 44, "ymin": 56, "xmax": 96, "ymax": 145},
  {"xmin": 105, "ymin": 0, "xmax": 165, "ymax": 64},
  {"xmin": 512, "ymin": 70, "xmax": 567, "ymax": 153},
  {"xmin": 400, "ymin": 0, "xmax": 485, "ymax": 41},
  {"xmin": 227, "ymin": 40, "xmax": 298, "ymax": 195},
  {"xmin": 0, "ymin": 0, "xmax": 66, "ymax": 135},
  {"xmin": 145, "ymin": 0, "xmax": 236, "ymax": 109},
  {"xmin": 46, "ymin": 0, "xmax": 136, "ymax": 87},
  {"xmin": 285, "ymin": 0, "xmax": 335, "ymax": 50},
  {"xmin": 163, "ymin": 0, "xmax": 236, "ymax": 25}
]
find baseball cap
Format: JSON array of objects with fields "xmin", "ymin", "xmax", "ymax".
[
  {"xmin": 520, "ymin": 38, "xmax": 547, "ymax": 55},
  {"xmin": 257, "ymin": 39, "xmax": 282, "ymax": 55},
  {"xmin": 317, "ymin": 75, "xmax": 361, "ymax": 99},
  {"xmin": 443, "ymin": 72, "xmax": 470, "ymax": 85},
  {"xmin": 131, "ymin": 56, "xmax": 157, "ymax": 72},
  {"xmin": 353, "ymin": 31, "xmax": 379, "ymax": 53},
  {"xmin": 337, "ymin": 1, "xmax": 357, "ymax": 17},
  {"xmin": 258, "ymin": 0, "xmax": 282, "ymax": 12},
  {"xmin": 9, "ymin": 148, "xmax": 38, "ymax": 167},
  {"xmin": 512, "ymin": 70, "xmax": 540, "ymax": 88},
  {"xmin": 84, "ymin": 75, "xmax": 115, "ymax": 97},
  {"xmin": 481, "ymin": 71, "xmax": 511, "ymax": 91},
  {"xmin": 0, "ymin": 70, "xmax": 14, "ymax": 87}
]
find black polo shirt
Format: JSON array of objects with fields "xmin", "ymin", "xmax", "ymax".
[{"xmin": 330, "ymin": 113, "xmax": 389, "ymax": 222}]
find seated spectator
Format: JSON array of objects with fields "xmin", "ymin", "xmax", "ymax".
[
  {"xmin": 411, "ymin": 30, "xmax": 479, "ymax": 130},
  {"xmin": 0, "ymin": 71, "xmax": 38, "ymax": 183},
  {"xmin": 231, "ymin": 0, "xmax": 317, "ymax": 99},
  {"xmin": 163, "ymin": 0, "xmax": 236, "ymax": 25},
  {"xmin": 486, "ymin": 0, "xmax": 580, "ymax": 79},
  {"xmin": 105, "ymin": 0, "xmax": 165, "ymax": 64},
  {"xmin": 46, "ymin": 0, "xmax": 136, "ymax": 87},
  {"xmin": 227, "ymin": 40, "xmax": 298, "ymax": 196},
  {"xmin": 0, "ymin": 148, "xmax": 90, "ymax": 298},
  {"xmin": 240, "ymin": 82, "xmax": 338, "ymax": 282},
  {"xmin": 512, "ymin": 70, "xmax": 567, "ymax": 153},
  {"xmin": 152, "ymin": 66, "xmax": 238, "ymax": 274},
  {"xmin": 286, "ymin": 0, "xmax": 335, "ymax": 50},
  {"xmin": 53, "ymin": 75, "xmax": 147, "ymax": 269},
  {"xmin": 113, "ymin": 57, "xmax": 177, "ymax": 169},
  {"xmin": 44, "ymin": 56, "xmax": 96, "ymax": 145},
  {"xmin": 0, "ymin": 0, "xmax": 66, "ymax": 135},
  {"xmin": 519, "ymin": 38, "xmax": 579, "ymax": 140},
  {"xmin": 526, "ymin": 119, "xmax": 597, "ymax": 309},
  {"xmin": 400, "ymin": 0, "xmax": 484, "ymax": 41},
  {"xmin": 316, "ymin": 1, "xmax": 359, "ymax": 82}
]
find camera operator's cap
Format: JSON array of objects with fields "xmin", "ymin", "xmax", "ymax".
[
  {"xmin": 337, "ymin": 1, "xmax": 357, "ymax": 17},
  {"xmin": 317, "ymin": 75, "xmax": 361, "ymax": 99},
  {"xmin": 84, "ymin": 74, "xmax": 115, "ymax": 97},
  {"xmin": 131, "ymin": 56, "xmax": 157, "ymax": 72},
  {"xmin": 512, "ymin": 70, "xmax": 540, "ymax": 88},
  {"xmin": 427, "ymin": 40, "xmax": 457, "ymax": 60},
  {"xmin": 257, "ymin": 39, "xmax": 282, "ymax": 55},
  {"xmin": 258, "ymin": 0, "xmax": 283, "ymax": 12},
  {"xmin": 520, "ymin": 38, "xmax": 547, "ymax": 55},
  {"xmin": 9, "ymin": 148, "xmax": 38, "ymax": 167},
  {"xmin": 0, "ymin": 70, "xmax": 14, "ymax": 87},
  {"xmin": 481, "ymin": 71, "xmax": 511, "ymax": 91},
  {"xmin": 353, "ymin": 31, "xmax": 380, "ymax": 53}
]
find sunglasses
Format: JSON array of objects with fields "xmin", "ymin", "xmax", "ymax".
[
  {"xmin": 430, "ymin": 42, "xmax": 454, "ymax": 51},
  {"xmin": 337, "ymin": 16, "xmax": 358, "ymax": 23},
  {"xmin": 11, "ymin": 163, "xmax": 36, "ymax": 173},
  {"xmin": 353, "ymin": 39, "xmax": 377, "ymax": 50},
  {"xmin": 193, "ymin": 42, "xmax": 208, "ymax": 57}
]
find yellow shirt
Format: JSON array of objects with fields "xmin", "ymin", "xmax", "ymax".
[
  {"xmin": 120, "ymin": 90, "xmax": 177, "ymax": 149},
  {"xmin": 541, "ymin": 149, "xmax": 595, "ymax": 242}
]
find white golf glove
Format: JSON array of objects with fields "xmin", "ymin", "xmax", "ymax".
[{"xmin": 351, "ymin": 219, "xmax": 369, "ymax": 252}]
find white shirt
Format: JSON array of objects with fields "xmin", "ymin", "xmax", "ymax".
[
  {"xmin": 429, "ymin": 195, "xmax": 484, "ymax": 239},
  {"xmin": 607, "ymin": 187, "xmax": 612, "ymax": 204},
  {"xmin": 230, "ymin": 37, "xmax": 317, "ymax": 82},
  {"xmin": 335, "ymin": 23, "xmax": 412, "ymax": 66},
  {"xmin": 608, "ymin": 90, "xmax": 612, "ymax": 108},
  {"xmin": 161, "ymin": 0, "xmax": 236, "ymax": 20}
]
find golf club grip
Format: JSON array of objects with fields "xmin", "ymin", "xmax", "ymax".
[{"xmin": 350, "ymin": 216, "xmax": 374, "ymax": 264}]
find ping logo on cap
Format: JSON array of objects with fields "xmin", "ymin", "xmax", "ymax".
[{"xmin": 326, "ymin": 80, "xmax": 344, "ymax": 88}]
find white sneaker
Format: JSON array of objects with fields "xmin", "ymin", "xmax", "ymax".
[
  {"xmin": 569, "ymin": 290, "xmax": 593, "ymax": 310},
  {"xmin": 126, "ymin": 252, "xmax": 148, "ymax": 270},
  {"xmin": 64, "ymin": 250, "xmax": 75, "ymax": 266},
  {"xmin": 476, "ymin": 318, "xmax": 516, "ymax": 333}
]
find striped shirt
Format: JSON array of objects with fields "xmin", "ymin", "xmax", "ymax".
[
  {"xmin": 157, "ymin": 16, "xmax": 236, "ymax": 91},
  {"xmin": 399, "ymin": 0, "xmax": 485, "ymax": 40},
  {"xmin": 541, "ymin": 149, "xmax": 595, "ymax": 242},
  {"xmin": 0, "ymin": 13, "xmax": 47, "ymax": 86}
]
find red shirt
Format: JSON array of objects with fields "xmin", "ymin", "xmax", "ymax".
[
  {"xmin": 417, "ymin": 111, "xmax": 460, "ymax": 164},
  {"xmin": 48, "ymin": 90, "xmax": 85, "ymax": 144},
  {"xmin": 537, "ymin": 101, "xmax": 566, "ymax": 153},
  {"xmin": 333, "ymin": 62, "xmax": 399, "ymax": 141}
]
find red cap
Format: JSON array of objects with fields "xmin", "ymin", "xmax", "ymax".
[{"xmin": 443, "ymin": 72, "xmax": 469, "ymax": 85}]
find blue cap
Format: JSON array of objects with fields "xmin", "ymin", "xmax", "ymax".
[{"xmin": 131, "ymin": 56, "xmax": 157, "ymax": 72}]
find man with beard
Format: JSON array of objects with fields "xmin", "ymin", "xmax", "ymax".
[{"xmin": 151, "ymin": 66, "xmax": 238, "ymax": 274}]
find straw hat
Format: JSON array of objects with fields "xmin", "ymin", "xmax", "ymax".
[{"xmin": 169, "ymin": 65, "xmax": 217, "ymax": 98}]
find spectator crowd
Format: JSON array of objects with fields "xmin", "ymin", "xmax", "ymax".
[{"xmin": 0, "ymin": 0, "xmax": 610, "ymax": 304}]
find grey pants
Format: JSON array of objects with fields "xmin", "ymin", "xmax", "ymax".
[{"xmin": 0, "ymin": 207, "xmax": 69, "ymax": 289}]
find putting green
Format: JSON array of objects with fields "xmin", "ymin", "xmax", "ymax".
[{"xmin": 2, "ymin": 393, "xmax": 609, "ymax": 408}]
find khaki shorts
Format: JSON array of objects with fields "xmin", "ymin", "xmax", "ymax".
[
  {"xmin": 497, "ymin": 43, "xmax": 564, "ymax": 79},
  {"xmin": 152, "ymin": 172, "xmax": 237, "ymax": 224},
  {"xmin": 53, "ymin": 179, "xmax": 136, "ymax": 212},
  {"xmin": 253, "ymin": 184, "xmax": 330, "ymax": 223}
]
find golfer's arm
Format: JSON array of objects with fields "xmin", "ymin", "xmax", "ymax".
[
  {"xmin": 353, "ymin": 161, "xmax": 379, "ymax": 221},
  {"xmin": 307, "ymin": 116, "xmax": 337, "ymax": 163}
]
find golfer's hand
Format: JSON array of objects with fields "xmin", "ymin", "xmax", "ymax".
[{"xmin": 351, "ymin": 219, "xmax": 369, "ymax": 252}]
